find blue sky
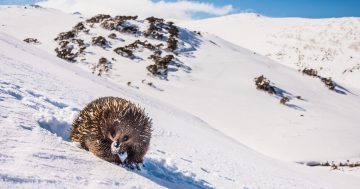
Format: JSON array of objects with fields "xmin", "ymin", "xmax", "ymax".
[
  {"xmin": 1, "ymin": 0, "xmax": 360, "ymax": 18},
  {"xmin": 160, "ymin": 0, "xmax": 360, "ymax": 18},
  {"xmin": 218, "ymin": 0, "xmax": 360, "ymax": 18}
]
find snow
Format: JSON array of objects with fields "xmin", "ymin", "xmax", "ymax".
[
  {"xmin": 181, "ymin": 13, "xmax": 360, "ymax": 89},
  {"xmin": 3, "ymin": 30, "xmax": 357, "ymax": 189},
  {"xmin": 1, "ymin": 5, "xmax": 360, "ymax": 188},
  {"xmin": 117, "ymin": 152, "xmax": 128, "ymax": 163}
]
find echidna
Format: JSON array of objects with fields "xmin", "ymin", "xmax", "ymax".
[{"xmin": 70, "ymin": 97, "xmax": 152, "ymax": 167}]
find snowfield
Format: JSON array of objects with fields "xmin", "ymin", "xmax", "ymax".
[
  {"xmin": 3, "ymin": 31, "xmax": 360, "ymax": 189},
  {"xmin": 181, "ymin": 13, "xmax": 360, "ymax": 89},
  {"xmin": 1, "ymin": 5, "xmax": 360, "ymax": 188}
]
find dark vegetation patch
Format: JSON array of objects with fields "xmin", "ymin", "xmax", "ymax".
[
  {"xmin": 23, "ymin": 38, "xmax": 40, "ymax": 44},
  {"xmin": 302, "ymin": 68, "xmax": 318, "ymax": 77},
  {"xmin": 55, "ymin": 31, "xmax": 76, "ymax": 41},
  {"xmin": 300, "ymin": 160, "xmax": 360, "ymax": 170},
  {"xmin": 53, "ymin": 14, "xmax": 195, "ymax": 80},
  {"xmin": 147, "ymin": 54, "xmax": 174, "ymax": 78},
  {"xmin": 301, "ymin": 68, "xmax": 348, "ymax": 94},
  {"xmin": 108, "ymin": 33, "xmax": 117, "ymax": 39},
  {"xmin": 92, "ymin": 36, "xmax": 110, "ymax": 49},
  {"xmin": 166, "ymin": 21, "xmax": 179, "ymax": 52},
  {"xmin": 144, "ymin": 17, "xmax": 166, "ymax": 40},
  {"xmin": 86, "ymin": 14, "xmax": 111, "ymax": 23},
  {"xmin": 114, "ymin": 47, "xmax": 134, "ymax": 58},
  {"xmin": 92, "ymin": 57, "xmax": 111, "ymax": 76},
  {"xmin": 255, "ymin": 75, "xmax": 304, "ymax": 110}
]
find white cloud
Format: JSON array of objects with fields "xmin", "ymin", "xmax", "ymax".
[{"xmin": 38, "ymin": 0, "xmax": 233, "ymax": 20}]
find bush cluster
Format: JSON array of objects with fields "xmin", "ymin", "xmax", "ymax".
[
  {"xmin": 144, "ymin": 17, "xmax": 165, "ymax": 40},
  {"xmin": 92, "ymin": 36, "xmax": 109, "ymax": 49},
  {"xmin": 254, "ymin": 75, "xmax": 276, "ymax": 94},
  {"xmin": 302, "ymin": 68, "xmax": 318, "ymax": 77},
  {"xmin": 321, "ymin": 77, "xmax": 335, "ymax": 90},
  {"xmin": 24, "ymin": 38, "xmax": 40, "ymax": 44},
  {"xmin": 92, "ymin": 57, "xmax": 111, "ymax": 76},
  {"xmin": 146, "ymin": 54, "xmax": 174, "ymax": 76}
]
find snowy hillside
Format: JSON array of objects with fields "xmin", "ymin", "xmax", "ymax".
[
  {"xmin": 181, "ymin": 13, "xmax": 360, "ymax": 88},
  {"xmin": 1, "ymin": 5, "xmax": 360, "ymax": 188},
  {"xmin": 3, "ymin": 30, "xmax": 360, "ymax": 189},
  {"xmin": 1, "ymin": 5, "xmax": 360, "ymax": 163}
]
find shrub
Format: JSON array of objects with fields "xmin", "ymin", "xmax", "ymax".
[
  {"xmin": 92, "ymin": 57, "xmax": 111, "ymax": 76},
  {"xmin": 254, "ymin": 75, "xmax": 276, "ymax": 94},
  {"xmin": 146, "ymin": 54, "xmax": 174, "ymax": 76},
  {"xmin": 86, "ymin": 14, "xmax": 111, "ymax": 23},
  {"xmin": 108, "ymin": 33, "xmax": 117, "ymax": 39},
  {"xmin": 302, "ymin": 68, "xmax": 318, "ymax": 77},
  {"xmin": 321, "ymin": 78, "xmax": 335, "ymax": 90},
  {"xmin": 167, "ymin": 37, "xmax": 178, "ymax": 52},
  {"xmin": 92, "ymin": 36, "xmax": 109, "ymax": 48},
  {"xmin": 73, "ymin": 22, "xmax": 87, "ymax": 32},
  {"xmin": 55, "ymin": 31, "xmax": 76, "ymax": 41},
  {"xmin": 118, "ymin": 25, "xmax": 139, "ymax": 34},
  {"xmin": 55, "ymin": 46, "xmax": 77, "ymax": 62},
  {"xmin": 280, "ymin": 97, "xmax": 290, "ymax": 105},
  {"xmin": 144, "ymin": 16, "xmax": 165, "ymax": 39},
  {"xmin": 101, "ymin": 19, "xmax": 116, "ymax": 30},
  {"xmin": 167, "ymin": 25, "xmax": 179, "ymax": 38},
  {"xmin": 114, "ymin": 47, "xmax": 133, "ymax": 58},
  {"xmin": 24, "ymin": 38, "xmax": 40, "ymax": 44}
]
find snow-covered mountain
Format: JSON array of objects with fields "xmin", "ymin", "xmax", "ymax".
[
  {"xmin": 4, "ymin": 22, "xmax": 360, "ymax": 189},
  {"xmin": 181, "ymin": 13, "xmax": 360, "ymax": 89},
  {"xmin": 1, "ymin": 5, "xmax": 360, "ymax": 188}
]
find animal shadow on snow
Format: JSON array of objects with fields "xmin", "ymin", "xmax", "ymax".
[
  {"xmin": 138, "ymin": 158, "xmax": 213, "ymax": 189},
  {"xmin": 40, "ymin": 121, "xmax": 214, "ymax": 188}
]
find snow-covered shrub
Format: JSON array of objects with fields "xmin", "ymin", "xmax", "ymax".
[
  {"xmin": 302, "ymin": 68, "xmax": 318, "ymax": 77},
  {"xmin": 280, "ymin": 97, "xmax": 290, "ymax": 105},
  {"xmin": 55, "ymin": 47, "xmax": 77, "ymax": 62},
  {"xmin": 321, "ymin": 77, "xmax": 335, "ymax": 90},
  {"xmin": 146, "ymin": 54, "xmax": 174, "ymax": 76},
  {"xmin": 108, "ymin": 33, "xmax": 117, "ymax": 39},
  {"xmin": 86, "ymin": 14, "xmax": 111, "ymax": 23},
  {"xmin": 254, "ymin": 75, "xmax": 276, "ymax": 94},
  {"xmin": 144, "ymin": 16, "xmax": 165, "ymax": 40},
  {"xmin": 114, "ymin": 47, "xmax": 134, "ymax": 58},
  {"xmin": 92, "ymin": 36, "xmax": 109, "ymax": 48},
  {"xmin": 54, "ymin": 30, "xmax": 76, "ymax": 41},
  {"xmin": 24, "ymin": 38, "xmax": 40, "ymax": 44},
  {"xmin": 92, "ymin": 57, "xmax": 111, "ymax": 76},
  {"xmin": 167, "ymin": 37, "xmax": 178, "ymax": 52},
  {"xmin": 73, "ymin": 22, "xmax": 88, "ymax": 33},
  {"xmin": 119, "ymin": 25, "xmax": 139, "ymax": 34}
]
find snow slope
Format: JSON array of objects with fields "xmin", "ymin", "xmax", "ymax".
[
  {"xmin": 181, "ymin": 13, "xmax": 360, "ymax": 89},
  {"xmin": 1, "ymin": 6, "xmax": 360, "ymax": 165},
  {"xmin": 4, "ymin": 31, "xmax": 360, "ymax": 188}
]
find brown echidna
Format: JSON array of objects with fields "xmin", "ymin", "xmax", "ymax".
[{"xmin": 70, "ymin": 97, "xmax": 152, "ymax": 167}]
